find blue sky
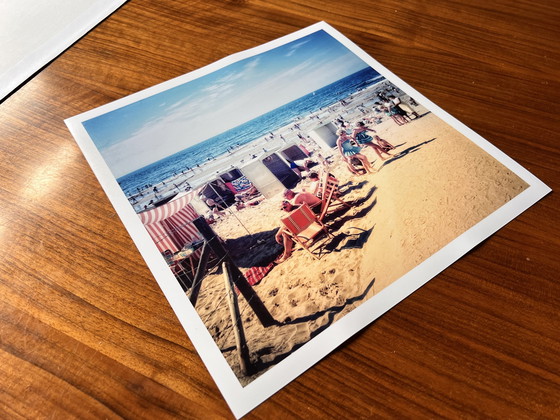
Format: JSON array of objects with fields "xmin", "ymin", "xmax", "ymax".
[{"xmin": 83, "ymin": 29, "xmax": 368, "ymax": 177}]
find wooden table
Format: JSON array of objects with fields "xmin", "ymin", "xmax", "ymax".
[{"xmin": 1, "ymin": 1, "xmax": 558, "ymax": 418}]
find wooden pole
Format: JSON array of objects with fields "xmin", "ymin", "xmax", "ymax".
[
  {"xmin": 222, "ymin": 262, "xmax": 252, "ymax": 376},
  {"xmin": 187, "ymin": 242, "xmax": 210, "ymax": 307},
  {"xmin": 192, "ymin": 217, "xmax": 276, "ymax": 327}
]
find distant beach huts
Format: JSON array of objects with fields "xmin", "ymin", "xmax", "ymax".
[
  {"xmin": 197, "ymin": 143, "xmax": 310, "ymax": 210},
  {"xmin": 308, "ymin": 122, "xmax": 339, "ymax": 149}
]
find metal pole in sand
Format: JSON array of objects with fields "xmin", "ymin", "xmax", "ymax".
[{"xmin": 207, "ymin": 182, "xmax": 253, "ymax": 236}]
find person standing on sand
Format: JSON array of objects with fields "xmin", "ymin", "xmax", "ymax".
[
  {"xmin": 388, "ymin": 94, "xmax": 419, "ymax": 119},
  {"xmin": 352, "ymin": 121, "xmax": 396, "ymax": 161},
  {"xmin": 382, "ymin": 99, "xmax": 410, "ymax": 126},
  {"xmin": 336, "ymin": 129, "xmax": 376, "ymax": 174}
]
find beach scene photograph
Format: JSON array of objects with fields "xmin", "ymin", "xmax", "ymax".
[{"xmin": 79, "ymin": 28, "xmax": 529, "ymax": 385}]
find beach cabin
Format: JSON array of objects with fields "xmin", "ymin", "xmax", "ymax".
[
  {"xmin": 260, "ymin": 153, "xmax": 300, "ymax": 188},
  {"xmin": 188, "ymin": 193, "xmax": 213, "ymax": 216},
  {"xmin": 279, "ymin": 144, "xmax": 309, "ymax": 162},
  {"xmin": 308, "ymin": 122, "xmax": 339, "ymax": 151},
  {"xmin": 220, "ymin": 169, "xmax": 257, "ymax": 198},
  {"xmin": 239, "ymin": 153, "xmax": 298, "ymax": 199},
  {"xmin": 199, "ymin": 178, "xmax": 236, "ymax": 208},
  {"xmin": 196, "ymin": 169, "xmax": 263, "ymax": 210}
]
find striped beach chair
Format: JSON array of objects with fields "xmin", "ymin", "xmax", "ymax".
[
  {"xmin": 281, "ymin": 203, "xmax": 332, "ymax": 259},
  {"xmin": 318, "ymin": 171, "xmax": 351, "ymax": 222}
]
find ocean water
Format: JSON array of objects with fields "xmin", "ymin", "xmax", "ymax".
[{"xmin": 118, "ymin": 66, "xmax": 382, "ymax": 196}]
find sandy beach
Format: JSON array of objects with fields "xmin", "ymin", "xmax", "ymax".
[{"xmin": 191, "ymin": 106, "xmax": 529, "ymax": 385}]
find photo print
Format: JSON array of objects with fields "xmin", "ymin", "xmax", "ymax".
[{"xmin": 65, "ymin": 22, "xmax": 550, "ymax": 418}]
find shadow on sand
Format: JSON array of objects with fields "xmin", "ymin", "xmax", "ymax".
[
  {"xmin": 224, "ymin": 228, "xmax": 283, "ymax": 269},
  {"xmin": 326, "ymin": 186, "xmax": 378, "ymax": 234},
  {"xmin": 249, "ymin": 276, "xmax": 376, "ymax": 371},
  {"xmin": 338, "ymin": 180, "xmax": 369, "ymax": 194},
  {"xmin": 381, "ymin": 137, "xmax": 436, "ymax": 167}
]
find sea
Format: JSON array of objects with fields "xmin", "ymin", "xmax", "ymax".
[{"xmin": 118, "ymin": 66, "xmax": 383, "ymax": 196}]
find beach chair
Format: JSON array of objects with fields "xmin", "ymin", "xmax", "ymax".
[
  {"xmin": 281, "ymin": 203, "xmax": 332, "ymax": 259},
  {"xmin": 318, "ymin": 171, "xmax": 351, "ymax": 222}
]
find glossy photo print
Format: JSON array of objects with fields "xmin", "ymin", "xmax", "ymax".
[{"xmin": 65, "ymin": 22, "xmax": 550, "ymax": 418}]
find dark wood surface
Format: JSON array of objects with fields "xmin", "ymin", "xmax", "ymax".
[{"xmin": 1, "ymin": 0, "xmax": 559, "ymax": 418}]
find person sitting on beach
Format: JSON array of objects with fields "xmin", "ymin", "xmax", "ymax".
[
  {"xmin": 274, "ymin": 201, "xmax": 298, "ymax": 263},
  {"xmin": 333, "ymin": 118, "xmax": 350, "ymax": 130},
  {"xmin": 367, "ymin": 103, "xmax": 386, "ymax": 124},
  {"xmin": 287, "ymin": 158, "xmax": 314, "ymax": 178},
  {"xmin": 234, "ymin": 196, "xmax": 262, "ymax": 211},
  {"xmin": 303, "ymin": 171, "xmax": 341, "ymax": 199},
  {"xmin": 205, "ymin": 198, "xmax": 226, "ymax": 217},
  {"xmin": 302, "ymin": 172, "xmax": 321, "ymax": 196},
  {"xmin": 336, "ymin": 129, "xmax": 376, "ymax": 174},
  {"xmin": 234, "ymin": 184, "xmax": 259, "ymax": 202},
  {"xmin": 345, "ymin": 157, "xmax": 367, "ymax": 175},
  {"xmin": 282, "ymin": 189, "xmax": 321, "ymax": 211},
  {"xmin": 352, "ymin": 121, "xmax": 396, "ymax": 162}
]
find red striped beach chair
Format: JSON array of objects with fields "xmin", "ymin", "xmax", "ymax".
[{"xmin": 281, "ymin": 203, "xmax": 332, "ymax": 259}]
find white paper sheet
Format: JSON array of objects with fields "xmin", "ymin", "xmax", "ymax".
[{"xmin": 0, "ymin": 0, "xmax": 126, "ymax": 101}]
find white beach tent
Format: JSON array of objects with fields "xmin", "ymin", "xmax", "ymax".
[
  {"xmin": 238, "ymin": 158, "xmax": 285, "ymax": 199},
  {"xmin": 237, "ymin": 151, "xmax": 300, "ymax": 199},
  {"xmin": 308, "ymin": 121, "xmax": 339, "ymax": 151}
]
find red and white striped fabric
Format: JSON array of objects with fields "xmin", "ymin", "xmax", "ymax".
[
  {"xmin": 138, "ymin": 191, "xmax": 198, "ymax": 224},
  {"xmin": 138, "ymin": 192, "xmax": 203, "ymax": 253}
]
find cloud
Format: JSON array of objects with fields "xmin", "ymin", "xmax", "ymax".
[
  {"xmin": 243, "ymin": 57, "xmax": 260, "ymax": 71},
  {"xmin": 285, "ymin": 40, "xmax": 310, "ymax": 57}
]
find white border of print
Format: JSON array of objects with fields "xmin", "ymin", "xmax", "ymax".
[{"xmin": 65, "ymin": 22, "xmax": 551, "ymax": 418}]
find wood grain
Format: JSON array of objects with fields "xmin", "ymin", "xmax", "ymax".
[{"xmin": 1, "ymin": 0, "xmax": 558, "ymax": 418}]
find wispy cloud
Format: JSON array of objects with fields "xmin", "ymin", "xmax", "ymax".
[{"xmin": 285, "ymin": 40, "xmax": 310, "ymax": 56}]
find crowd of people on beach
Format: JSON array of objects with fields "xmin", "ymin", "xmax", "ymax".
[
  {"xmin": 336, "ymin": 121, "xmax": 398, "ymax": 175},
  {"xmin": 268, "ymin": 90, "xmax": 421, "ymax": 264},
  {"xmin": 147, "ymin": 83, "xmax": 422, "ymax": 268}
]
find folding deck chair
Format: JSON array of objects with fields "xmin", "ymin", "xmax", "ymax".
[
  {"xmin": 318, "ymin": 171, "xmax": 351, "ymax": 222},
  {"xmin": 281, "ymin": 203, "xmax": 332, "ymax": 259}
]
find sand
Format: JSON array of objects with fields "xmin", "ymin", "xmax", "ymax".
[{"xmin": 188, "ymin": 102, "xmax": 528, "ymax": 385}]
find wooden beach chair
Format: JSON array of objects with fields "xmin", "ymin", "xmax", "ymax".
[
  {"xmin": 318, "ymin": 171, "xmax": 351, "ymax": 222},
  {"xmin": 281, "ymin": 203, "xmax": 332, "ymax": 259}
]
